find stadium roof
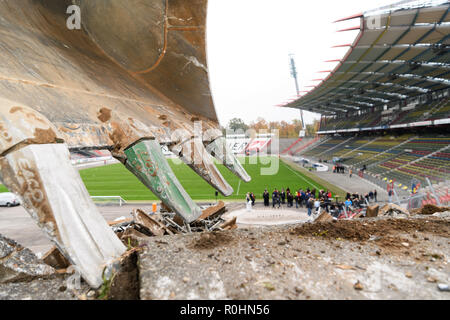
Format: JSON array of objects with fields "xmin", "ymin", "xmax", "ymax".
[{"xmin": 284, "ymin": 0, "xmax": 450, "ymax": 116}]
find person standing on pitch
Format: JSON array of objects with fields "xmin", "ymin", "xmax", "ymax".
[
  {"xmin": 263, "ymin": 189, "xmax": 270, "ymax": 207},
  {"xmin": 272, "ymin": 189, "xmax": 279, "ymax": 208}
]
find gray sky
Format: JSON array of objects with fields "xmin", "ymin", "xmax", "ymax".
[{"xmin": 207, "ymin": 0, "xmax": 398, "ymax": 127}]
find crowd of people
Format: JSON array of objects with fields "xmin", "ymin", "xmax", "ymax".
[
  {"xmin": 344, "ymin": 191, "xmax": 377, "ymax": 208},
  {"xmin": 246, "ymin": 187, "xmax": 379, "ymax": 218},
  {"xmin": 332, "ymin": 164, "xmax": 346, "ymax": 174}
]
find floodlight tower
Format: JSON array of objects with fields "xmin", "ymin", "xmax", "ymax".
[{"xmin": 289, "ymin": 54, "xmax": 306, "ymax": 133}]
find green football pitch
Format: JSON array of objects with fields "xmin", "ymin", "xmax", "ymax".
[{"xmin": 0, "ymin": 157, "xmax": 345, "ymax": 201}]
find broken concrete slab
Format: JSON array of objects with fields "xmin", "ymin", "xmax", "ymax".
[
  {"xmin": 197, "ymin": 201, "xmax": 226, "ymax": 221},
  {"xmin": 366, "ymin": 205, "xmax": 380, "ymax": 218},
  {"xmin": 0, "ymin": 276, "xmax": 88, "ymax": 300},
  {"xmin": 132, "ymin": 209, "xmax": 167, "ymax": 237},
  {"xmin": 42, "ymin": 247, "xmax": 71, "ymax": 270},
  {"xmin": 138, "ymin": 217, "xmax": 450, "ymax": 300},
  {"xmin": 433, "ymin": 211, "xmax": 450, "ymax": 218},
  {"xmin": 219, "ymin": 217, "xmax": 237, "ymax": 231},
  {"xmin": 109, "ymin": 218, "xmax": 133, "ymax": 227},
  {"xmin": 380, "ymin": 204, "xmax": 410, "ymax": 216},
  {"xmin": 120, "ymin": 229, "xmax": 152, "ymax": 248},
  {"xmin": 0, "ymin": 234, "xmax": 55, "ymax": 284},
  {"xmin": 315, "ymin": 211, "xmax": 334, "ymax": 223}
]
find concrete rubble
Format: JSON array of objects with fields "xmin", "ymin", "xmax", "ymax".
[
  {"xmin": 417, "ymin": 204, "xmax": 450, "ymax": 216},
  {"xmin": 432, "ymin": 211, "xmax": 450, "ymax": 219},
  {"xmin": 315, "ymin": 211, "xmax": 335, "ymax": 223},
  {"xmin": 112, "ymin": 201, "xmax": 234, "ymax": 244},
  {"xmin": 379, "ymin": 204, "xmax": 410, "ymax": 217},
  {"xmin": 0, "ymin": 234, "xmax": 55, "ymax": 283},
  {"xmin": 1, "ymin": 202, "xmax": 449, "ymax": 300},
  {"xmin": 138, "ymin": 215, "xmax": 450, "ymax": 300}
]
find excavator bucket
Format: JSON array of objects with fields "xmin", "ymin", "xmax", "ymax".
[{"xmin": 0, "ymin": 0, "xmax": 251, "ymax": 288}]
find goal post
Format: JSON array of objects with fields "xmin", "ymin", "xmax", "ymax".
[{"xmin": 91, "ymin": 196, "xmax": 126, "ymax": 206}]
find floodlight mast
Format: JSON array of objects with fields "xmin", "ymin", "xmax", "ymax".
[{"xmin": 289, "ymin": 54, "xmax": 306, "ymax": 131}]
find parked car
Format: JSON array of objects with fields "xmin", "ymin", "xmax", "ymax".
[{"xmin": 0, "ymin": 192, "xmax": 20, "ymax": 207}]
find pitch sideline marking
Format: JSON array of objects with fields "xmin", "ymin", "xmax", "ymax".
[
  {"xmin": 283, "ymin": 162, "xmax": 321, "ymax": 191},
  {"xmin": 236, "ymin": 180, "xmax": 242, "ymax": 196}
]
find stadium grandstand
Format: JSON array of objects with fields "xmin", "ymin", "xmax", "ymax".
[
  {"xmin": 226, "ymin": 133, "xmax": 274, "ymax": 154},
  {"xmin": 70, "ymin": 149, "xmax": 114, "ymax": 166},
  {"xmin": 281, "ymin": 0, "xmax": 450, "ymax": 201}
]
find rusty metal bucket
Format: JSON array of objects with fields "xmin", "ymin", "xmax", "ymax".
[{"xmin": 0, "ymin": 0, "xmax": 250, "ymax": 288}]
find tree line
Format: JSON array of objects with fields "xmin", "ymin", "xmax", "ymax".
[{"xmin": 224, "ymin": 117, "xmax": 319, "ymax": 138}]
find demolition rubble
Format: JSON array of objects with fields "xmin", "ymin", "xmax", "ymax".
[
  {"xmin": 0, "ymin": 234, "xmax": 55, "ymax": 284},
  {"xmin": 112, "ymin": 201, "xmax": 236, "ymax": 245},
  {"xmin": 0, "ymin": 202, "xmax": 449, "ymax": 300}
]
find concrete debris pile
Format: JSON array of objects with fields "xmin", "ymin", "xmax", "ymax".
[
  {"xmin": 379, "ymin": 204, "xmax": 410, "ymax": 217},
  {"xmin": 313, "ymin": 204, "xmax": 414, "ymax": 222},
  {"xmin": 417, "ymin": 204, "xmax": 450, "ymax": 216},
  {"xmin": 432, "ymin": 211, "xmax": 450, "ymax": 218},
  {"xmin": 0, "ymin": 234, "xmax": 55, "ymax": 284},
  {"xmin": 111, "ymin": 201, "xmax": 236, "ymax": 244},
  {"xmin": 315, "ymin": 211, "xmax": 335, "ymax": 223}
]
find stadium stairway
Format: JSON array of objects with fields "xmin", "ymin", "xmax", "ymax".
[
  {"xmin": 317, "ymin": 137, "xmax": 358, "ymax": 160},
  {"xmin": 353, "ymin": 135, "xmax": 418, "ymax": 168},
  {"xmin": 291, "ymin": 136, "xmax": 323, "ymax": 156},
  {"xmin": 331, "ymin": 137, "xmax": 379, "ymax": 161},
  {"xmin": 386, "ymin": 145, "xmax": 450, "ymax": 186},
  {"xmin": 269, "ymin": 138, "xmax": 299, "ymax": 155},
  {"xmin": 365, "ymin": 137, "xmax": 450, "ymax": 186},
  {"xmin": 281, "ymin": 138, "xmax": 303, "ymax": 155},
  {"xmin": 303, "ymin": 136, "xmax": 348, "ymax": 158}
]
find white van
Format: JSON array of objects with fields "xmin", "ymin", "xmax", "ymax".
[{"xmin": 0, "ymin": 192, "xmax": 20, "ymax": 207}]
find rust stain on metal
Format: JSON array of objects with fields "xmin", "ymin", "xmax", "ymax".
[
  {"xmin": 109, "ymin": 122, "xmax": 127, "ymax": 154},
  {"xmin": 0, "ymin": 123, "xmax": 13, "ymax": 143},
  {"xmin": 128, "ymin": 118, "xmax": 140, "ymax": 131},
  {"xmin": 9, "ymin": 106, "xmax": 23, "ymax": 114},
  {"xmin": 33, "ymin": 128, "xmax": 58, "ymax": 144},
  {"xmin": 97, "ymin": 107, "xmax": 112, "ymax": 123},
  {"xmin": 26, "ymin": 112, "xmax": 47, "ymax": 124},
  {"xmin": 135, "ymin": 148, "xmax": 158, "ymax": 177},
  {"xmin": 58, "ymin": 126, "xmax": 75, "ymax": 133}
]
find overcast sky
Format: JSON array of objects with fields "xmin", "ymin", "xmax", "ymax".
[{"xmin": 207, "ymin": 0, "xmax": 398, "ymax": 127}]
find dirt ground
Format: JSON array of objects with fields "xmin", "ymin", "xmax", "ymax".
[
  {"xmin": 1, "ymin": 210, "xmax": 449, "ymax": 300},
  {"xmin": 139, "ymin": 216, "xmax": 450, "ymax": 300}
]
